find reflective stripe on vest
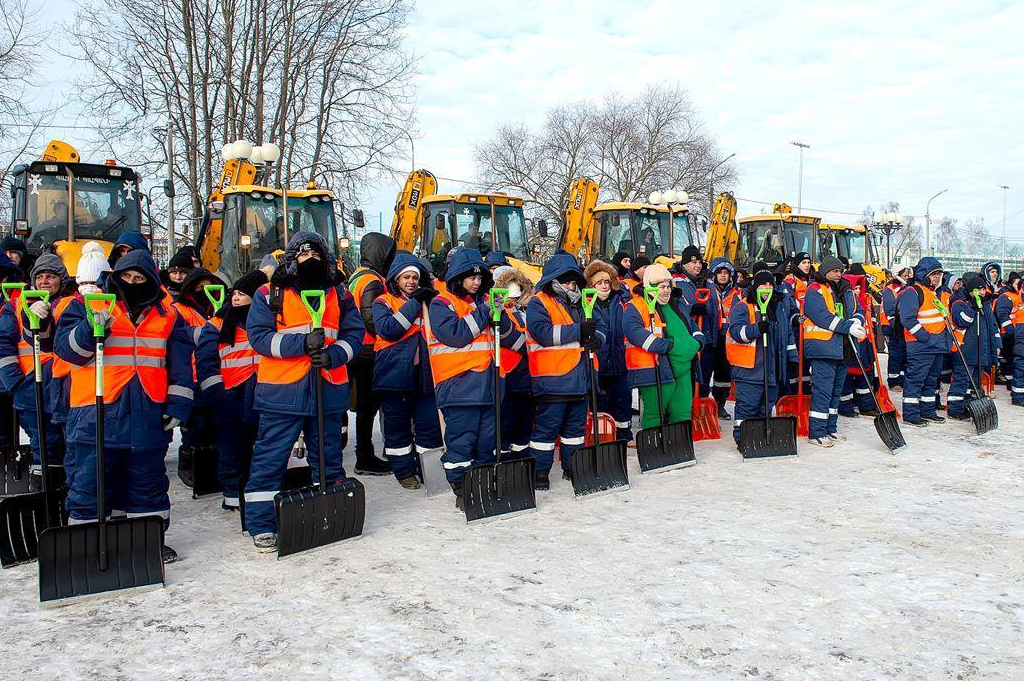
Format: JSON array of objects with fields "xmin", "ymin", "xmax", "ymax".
[
  {"xmin": 349, "ymin": 268, "xmax": 383, "ymax": 346},
  {"xmin": 14, "ymin": 294, "xmax": 65, "ymax": 375},
  {"xmin": 785, "ymin": 275, "xmax": 809, "ymax": 311},
  {"xmin": 526, "ymin": 292, "xmax": 584, "ymax": 378},
  {"xmin": 500, "ymin": 308, "xmax": 527, "ymax": 374},
  {"xmin": 425, "ymin": 295, "xmax": 494, "ymax": 384},
  {"xmin": 256, "ymin": 287, "xmax": 349, "ymax": 386},
  {"xmin": 208, "ymin": 318, "xmax": 261, "ymax": 389},
  {"xmin": 725, "ymin": 302, "xmax": 757, "ymax": 368},
  {"xmin": 904, "ymin": 284, "xmax": 947, "ymax": 341},
  {"xmin": 373, "ymin": 293, "xmax": 421, "ymax": 352},
  {"xmin": 717, "ymin": 287, "xmax": 739, "ymax": 329},
  {"xmin": 802, "ymin": 285, "xmax": 840, "ymax": 341},
  {"xmin": 68, "ymin": 301, "xmax": 176, "ymax": 407},
  {"xmin": 50, "ymin": 296, "xmax": 77, "ymax": 378},
  {"xmin": 624, "ymin": 298, "xmax": 664, "ymax": 371}
]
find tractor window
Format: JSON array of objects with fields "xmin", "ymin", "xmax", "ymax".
[
  {"xmin": 24, "ymin": 172, "xmax": 140, "ymax": 249},
  {"xmin": 598, "ymin": 211, "xmax": 633, "ymax": 261},
  {"xmin": 819, "ymin": 230, "xmax": 837, "ymax": 259},
  {"xmin": 786, "ymin": 223, "xmax": 816, "ymax": 261},
  {"xmin": 492, "ymin": 206, "xmax": 528, "ymax": 261},
  {"xmin": 422, "ymin": 204, "xmax": 453, "ymax": 274},
  {"xmin": 635, "ymin": 212, "xmax": 664, "ymax": 259},
  {"xmin": 454, "ymin": 204, "xmax": 491, "ymax": 255},
  {"xmin": 672, "ymin": 213, "xmax": 694, "ymax": 253},
  {"xmin": 845, "ymin": 232, "xmax": 867, "ymax": 263},
  {"xmin": 744, "ymin": 220, "xmax": 786, "ymax": 267}
]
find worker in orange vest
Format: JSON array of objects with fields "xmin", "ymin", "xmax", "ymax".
[
  {"xmin": 525, "ymin": 251, "xmax": 599, "ymax": 490},
  {"xmin": 195, "ymin": 269, "xmax": 268, "ymax": 510},
  {"xmin": 244, "ymin": 232, "xmax": 365, "ymax": 551},
  {"xmin": 55, "ymin": 250, "xmax": 194, "ymax": 563},
  {"xmin": 0, "ymin": 253, "xmax": 74, "ymax": 489},
  {"xmin": 895, "ymin": 257, "xmax": 951, "ymax": 426},
  {"xmin": 346, "ymin": 232, "xmax": 397, "ymax": 476},
  {"xmin": 493, "ymin": 265, "xmax": 535, "ymax": 455},
  {"xmin": 426, "ymin": 248, "xmax": 502, "ymax": 511}
]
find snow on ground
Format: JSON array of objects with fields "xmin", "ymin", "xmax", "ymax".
[{"xmin": 2, "ymin": 387, "xmax": 1024, "ymax": 680}]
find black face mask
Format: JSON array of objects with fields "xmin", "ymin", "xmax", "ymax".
[
  {"xmin": 232, "ymin": 303, "xmax": 251, "ymax": 326},
  {"xmin": 296, "ymin": 258, "xmax": 328, "ymax": 291},
  {"xmin": 119, "ymin": 279, "xmax": 158, "ymax": 310}
]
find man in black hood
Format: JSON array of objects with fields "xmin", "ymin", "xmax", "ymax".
[{"xmin": 345, "ymin": 232, "xmax": 397, "ymax": 475}]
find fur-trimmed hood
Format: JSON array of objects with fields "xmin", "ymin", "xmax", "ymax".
[
  {"xmin": 493, "ymin": 265, "xmax": 533, "ymax": 299},
  {"xmin": 584, "ymin": 260, "xmax": 620, "ymax": 291}
]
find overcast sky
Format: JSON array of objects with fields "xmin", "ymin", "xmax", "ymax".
[{"xmin": 33, "ymin": 0, "xmax": 1024, "ymax": 240}]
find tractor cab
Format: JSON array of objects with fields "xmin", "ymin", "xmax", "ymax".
[
  {"xmin": 417, "ymin": 193, "xmax": 531, "ymax": 275},
  {"xmin": 736, "ymin": 204, "xmax": 821, "ymax": 271},
  {"xmin": 591, "ymin": 202, "xmax": 697, "ymax": 265}
]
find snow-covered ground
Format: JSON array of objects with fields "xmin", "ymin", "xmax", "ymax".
[{"xmin": 2, "ymin": 383, "xmax": 1024, "ymax": 680}]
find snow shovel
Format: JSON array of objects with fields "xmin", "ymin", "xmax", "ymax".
[
  {"xmin": 204, "ymin": 284, "xmax": 225, "ymax": 315},
  {"xmin": 568, "ymin": 288, "xmax": 629, "ymax": 498},
  {"xmin": 463, "ymin": 288, "xmax": 537, "ymax": 523},
  {"xmin": 275, "ymin": 290, "xmax": 365, "ymax": 557},
  {"xmin": 690, "ymin": 289, "xmax": 721, "ymax": 441},
  {"xmin": 939, "ymin": 295, "xmax": 997, "ymax": 434},
  {"xmin": 738, "ymin": 289, "xmax": 797, "ymax": 460},
  {"xmin": 0, "ymin": 284, "xmax": 31, "ymax": 497},
  {"xmin": 418, "ymin": 302, "xmax": 448, "ymax": 497},
  {"xmin": 775, "ymin": 323, "xmax": 810, "ymax": 437},
  {"xmin": 238, "ymin": 454, "xmax": 312, "ymax": 533},
  {"xmin": 0, "ymin": 291, "xmax": 67, "ymax": 568},
  {"xmin": 868, "ymin": 332, "xmax": 899, "ymax": 416},
  {"xmin": 846, "ymin": 334, "xmax": 906, "ymax": 453},
  {"xmin": 635, "ymin": 286, "xmax": 696, "ymax": 473},
  {"xmin": 38, "ymin": 293, "xmax": 165, "ymax": 603}
]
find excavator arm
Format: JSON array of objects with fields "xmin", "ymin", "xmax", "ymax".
[
  {"xmin": 389, "ymin": 169, "xmax": 437, "ymax": 252},
  {"xmin": 557, "ymin": 177, "xmax": 599, "ymax": 260},
  {"xmin": 703, "ymin": 191, "xmax": 739, "ymax": 264}
]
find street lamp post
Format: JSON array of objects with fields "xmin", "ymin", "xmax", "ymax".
[
  {"xmin": 708, "ymin": 152, "xmax": 736, "ymax": 213},
  {"xmin": 999, "ymin": 184, "xmax": 1009, "ymax": 272},
  {"xmin": 790, "ymin": 141, "xmax": 810, "ymax": 213},
  {"xmin": 925, "ymin": 189, "xmax": 949, "ymax": 257},
  {"xmin": 399, "ymin": 129, "xmax": 416, "ymax": 172},
  {"xmin": 873, "ymin": 211, "xmax": 904, "ymax": 270}
]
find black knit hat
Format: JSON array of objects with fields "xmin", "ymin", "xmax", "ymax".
[
  {"xmin": 680, "ymin": 245, "xmax": 702, "ymax": 264},
  {"xmin": 0, "ymin": 236, "xmax": 26, "ymax": 257},
  {"xmin": 233, "ymin": 269, "xmax": 268, "ymax": 298},
  {"xmin": 167, "ymin": 251, "xmax": 194, "ymax": 270},
  {"xmin": 752, "ymin": 270, "xmax": 775, "ymax": 289},
  {"xmin": 961, "ymin": 272, "xmax": 985, "ymax": 294},
  {"xmin": 632, "ymin": 255, "xmax": 652, "ymax": 269}
]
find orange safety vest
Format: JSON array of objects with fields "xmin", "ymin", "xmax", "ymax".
[
  {"xmin": 903, "ymin": 284, "xmax": 947, "ymax": 342},
  {"xmin": 785, "ymin": 275, "xmax": 809, "ymax": 311},
  {"xmin": 373, "ymin": 293, "xmax": 422, "ymax": 353},
  {"xmin": 256, "ymin": 287, "xmax": 349, "ymax": 386},
  {"xmin": 802, "ymin": 284, "xmax": 840, "ymax": 342},
  {"xmin": 499, "ymin": 308, "xmax": 527, "ymax": 374},
  {"xmin": 878, "ymin": 283, "xmax": 901, "ymax": 329},
  {"xmin": 50, "ymin": 296, "xmax": 77, "ymax": 379},
  {"xmin": 525, "ymin": 292, "xmax": 586, "ymax": 378},
  {"xmin": 349, "ymin": 268, "xmax": 384, "ymax": 346},
  {"xmin": 717, "ymin": 287, "xmax": 740, "ymax": 329},
  {"xmin": 725, "ymin": 301, "xmax": 757, "ymax": 368},
  {"xmin": 15, "ymin": 297, "xmax": 55, "ymax": 375},
  {"xmin": 622, "ymin": 277, "xmax": 640, "ymax": 297},
  {"xmin": 425, "ymin": 294, "xmax": 495, "ymax": 384},
  {"xmin": 69, "ymin": 300, "xmax": 177, "ymax": 407},
  {"xmin": 624, "ymin": 298, "xmax": 665, "ymax": 371},
  {"xmin": 173, "ymin": 302, "xmax": 208, "ymax": 344},
  {"xmin": 1011, "ymin": 293, "xmax": 1024, "ymax": 326},
  {"xmin": 208, "ymin": 317, "xmax": 261, "ymax": 389}
]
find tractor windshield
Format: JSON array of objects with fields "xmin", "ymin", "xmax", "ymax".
[
  {"xmin": 743, "ymin": 220, "xmax": 786, "ymax": 267},
  {"xmin": 23, "ymin": 171, "xmax": 141, "ymax": 249},
  {"xmin": 452, "ymin": 203, "xmax": 528, "ymax": 261}
]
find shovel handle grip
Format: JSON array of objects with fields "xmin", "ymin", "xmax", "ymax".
[
  {"xmin": 1, "ymin": 282, "xmax": 24, "ymax": 303},
  {"xmin": 300, "ymin": 290, "xmax": 326, "ymax": 329},
  {"xmin": 84, "ymin": 293, "xmax": 117, "ymax": 338},
  {"xmin": 643, "ymin": 286, "xmax": 659, "ymax": 313},
  {"xmin": 695, "ymin": 288, "xmax": 711, "ymax": 304},
  {"xmin": 489, "ymin": 287, "xmax": 508, "ymax": 323},
  {"xmin": 20, "ymin": 290, "xmax": 50, "ymax": 331},
  {"xmin": 581, "ymin": 288, "xmax": 598, "ymax": 319},
  {"xmin": 204, "ymin": 284, "xmax": 226, "ymax": 314}
]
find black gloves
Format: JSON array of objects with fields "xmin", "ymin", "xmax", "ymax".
[
  {"xmin": 757, "ymin": 320, "xmax": 770, "ymax": 336},
  {"xmin": 690, "ymin": 302, "xmax": 706, "ymax": 317},
  {"xmin": 304, "ymin": 328, "xmax": 326, "ymax": 354},
  {"xmin": 583, "ymin": 336, "xmax": 601, "ymax": 352},
  {"xmin": 309, "ymin": 349, "xmax": 331, "ymax": 368},
  {"xmin": 580, "ymin": 320, "xmax": 596, "ymax": 342},
  {"xmin": 411, "ymin": 287, "xmax": 438, "ymax": 303}
]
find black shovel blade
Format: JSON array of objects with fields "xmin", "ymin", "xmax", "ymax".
[
  {"xmin": 636, "ymin": 420, "xmax": 696, "ymax": 473},
  {"xmin": 738, "ymin": 416, "xmax": 798, "ymax": 460},
  {"xmin": 966, "ymin": 397, "xmax": 998, "ymax": 435},
  {"xmin": 0, "ymin": 467, "xmax": 67, "ymax": 568},
  {"xmin": 238, "ymin": 465, "xmax": 313, "ymax": 533},
  {"xmin": 570, "ymin": 440, "xmax": 629, "ymax": 498},
  {"xmin": 275, "ymin": 478, "xmax": 365, "ymax": 558},
  {"xmin": 37, "ymin": 516, "xmax": 164, "ymax": 603},
  {"xmin": 464, "ymin": 457, "xmax": 537, "ymax": 524},
  {"xmin": 176, "ymin": 445, "xmax": 195, "ymax": 489},
  {"xmin": 1, "ymin": 445, "xmax": 32, "ymax": 497},
  {"xmin": 873, "ymin": 411, "xmax": 906, "ymax": 453},
  {"xmin": 190, "ymin": 443, "xmax": 222, "ymax": 499}
]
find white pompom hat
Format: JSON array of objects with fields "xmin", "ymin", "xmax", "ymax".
[{"xmin": 76, "ymin": 241, "xmax": 111, "ymax": 284}]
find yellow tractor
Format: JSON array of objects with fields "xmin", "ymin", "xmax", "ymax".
[
  {"xmin": 730, "ymin": 202, "xmax": 822, "ymax": 271},
  {"xmin": 8, "ymin": 140, "xmax": 146, "ymax": 274},
  {"xmin": 196, "ymin": 141, "xmax": 346, "ymax": 283},
  {"xmin": 818, "ymin": 222, "xmax": 887, "ymax": 297},
  {"xmin": 389, "ymin": 169, "xmax": 543, "ymax": 280},
  {"xmin": 557, "ymin": 177, "xmax": 701, "ymax": 269}
]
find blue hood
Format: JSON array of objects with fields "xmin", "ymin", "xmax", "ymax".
[
  {"xmin": 914, "ymin": 257, "xmax": 944, "ymax": 283},
  {"xmin": 0, "ymin": 250, "xmax": 20, "ymax": 282},
  {"xmin": 485, "ymin": 250, "xmax": 509, "ymax": 268},
  {"xmin": 709, "ymin": 257, "xmax": 735, "ymax": 275},
  {"xmin": 980, "ymin": 261, "xmax": 1002, "ymax": 286},
  {"xmin": 444, "ymin": 248, "xmax": 490, "ymax": 288},
  {"xmin": 279, "ymin": 230, "xmax": 337, "ymax": 282},
  {"xmin": 385, "ymin": 251, "xmax": 430, "ymax": 295},
  {"xmin": 537, "ymin": 250, "xmax": 584, "ymax": 289},
  {"xmin": 113, "ymin": 231, "xmax": 149, "ymax": 253}
]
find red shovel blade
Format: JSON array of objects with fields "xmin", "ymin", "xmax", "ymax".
[
  {"xmin": 875, "ymin": 382, "xmax": 900, "ymax": 417},
  {"xmin": 982, "ymin": 371, "xmax": 995, "ymax": 395},
  {"xmin": 692, "ymin": 395, "xmax": 721, "ymax": 441},
  {"xmin": 727, "ymin": 382, "xmax": 735, "ymax": 402},
  {"xmin": 585, "ymin": 412, "xmax": 617, "ymax": 446},
  {"xmin": 775, "ymin": 394, "xmax": 810, "ymax": 437}
]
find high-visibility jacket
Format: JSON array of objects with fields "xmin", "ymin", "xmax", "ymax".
[
  {"xmin": 208, "ymin": 318, "xmax": 260, "ymax": 390},
  {"xmin": 68, "ymin": 299, "xmax": 179, "ymax": 407},
  {"xmin": 49, "ymin": 296, "xmax": 77, "ymax": 380},
  {"xmin": 621, "ymin": 297, "xmax": 674, "ymax": 388},
  {"xmin": 349, "ymin": 268, "xmax": 384, "ymax": 346},
  {"xmin": 995, "ymin": 289, "xmax": 1022, "ymax": 336},
  {"xmin": 716, "ymin": 286, "xmax": 741, "ymax": 331},
  {"xmin": 896, "ymin": 283, "xmax": 951, "ymax": 355},
  {"xmin": 426, "ymin": 292, "xmax": 498, "ymax": 408},
  {"xmin": 256, "ymin": 286, "xmax": 349, "ymax": 387},
  {"xmin": 372, "ymin": 291, "xmax": 434, "ymax": 393},
  {"xmin": 903, "ymin": 284, "xmax": 947, "ymax": 342},
  {"xmin": 879, "ymin": 282, "xmax": 903, "ymax": 331},
  {"xmin": 525, "ymin": 291, "xmax": 591, "ymax": 396},
  {"xmin": 373, "ymin": 292, "xmax": 421, "ymax": 353},
  {"xmin": 500, "ymin": 306, "xmax": 531, "ymax": 393},
  {"xmin": 950, "ymin": 293, "xmax": 1001, "ymax": 365},
  {"xmin": 726, "ymin": 302, "xmax": 757, "ymax": 368},
  {"xmin": 784, "ymin": 274, "xmax": 810, "ymax": 311},
  {"xmin": 621, "ymin": 277, "xmax": 640, "ymax": 298},
  {"xmin": 802, "ymin": 281, "xmax": 862, "ymax": 360},
  {"xmin": 173, "ymin": 302, "xmax": 208, "ymax": 346},
  {"xmin": 526, "ymin": 292, "xmax": 585, "ymax": 377},
  {"xmin": 500, "ymin": 307, "xmax": 527, "ymax": 375},
  {"xmin": 14, "ymin": 297, "xmax": 55, "ymax": 375},
  {"xmin": 727, "ymin": 298, "xmax": 797, "ymax": 384},
  {"xmin": 426, "ymin": 294, "xmax": 494, "ymax": 384}
]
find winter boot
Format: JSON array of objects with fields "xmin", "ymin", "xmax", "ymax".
[
  {"xmin": 162, "ymin": 545, "xmax": 179, "ymax": 564},
  {"xmin": 806, "ymin": 437, "xmax": 834, "ymax": 448},
  {"xmin": 355, "ymin": 453, "xmax": 391, "ymax": 476},
  {"xmin": 534, "ymin": 469, "xmax": 550, "ymax": 491},
  {"xmin": 860, "ymin": 408, "xmax": 881, "ymax": 418},
  {"xmin": 253, "ymin": 533, "xmax": 278, "ymax": 552},
  {"xmin": 562, "ymin": 468, "xmax": 573, "ymax": 483},
  {"xmin": 450, "ymin": 482, "xmax": 464, "ymax": 511},
  {"xmin": 827, "ymin": 433, "xmax": 847, "ymax": 443},
  {"xmin": 398, "ymin": 474, "xmax": 421, "ymax": 490},
  {"xmin": 717, "ymin": 404, "xmax": 731, "ymax": 420},
  {"xmin": 948, "ymin": 411, "xmax": 971, "ymax": 421},
  {"xmin": 903, "ymin": 418, "xmax": 928, "ymax": 428},
  {"xmin": 923, "ymin": 414, "xmax": 946, "ymax": 423}
]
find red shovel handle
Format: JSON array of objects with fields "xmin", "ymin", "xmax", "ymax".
[{"xmin": 695, "ymin": 288, "xmax": 711, "ymax": 304}]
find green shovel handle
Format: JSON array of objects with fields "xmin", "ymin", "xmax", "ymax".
[
  {"xmin": 643, "ymin": 286, "xmax": 659, "ymax": 314},
  {"xmin": 299, "ymin": 290, "xmax": 326, "ymax": 329},
  {"xmin": 489, "ymin": 287, "xmax": 508, "ymax": 322},
  {"xmin": 84, "ymin": 293, "xmax": 117, "ymax": 338},
  {"xmin": 581, "ymin": 288, "xmax": 598, "ymax": 320},
  {"xmin": 835, "ymin": 301, "xmax": 844, "ymax": 319},
  {"xmin": 204, "ymin": 284, "xmax": 226, "ymax": 314},
  {"xmin": 1, "ymin": 282, "xmax": 24, "ymax": 303},
  {"xmin": 972, "ymin": 290, "xmax": 983, "ymax": 308},
  {"xmin": 933, "ymin": 298, "xmax": 948, "ymax": 317},
  {"xmin": 20, "ymin": 290, "xmax": 50, "ymax": 331},
  {"xmin": 755, "ymin": 288, "xmax": 772, "ymax": 316}
]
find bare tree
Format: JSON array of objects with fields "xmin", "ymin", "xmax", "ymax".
[
  {"xmin": 475, "ymin": 84, "xmax": 738, "ymax": 227},
  {"xmin": 932, "ymin": 216, "xmax": 961, "ymax": 253},
  {"xmin": 66, "ymin": 0, "xmax": 415, "ymax": 228}
]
